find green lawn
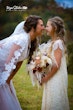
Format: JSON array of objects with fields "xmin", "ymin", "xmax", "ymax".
[{"xmin": 13, "ymin": 61, "xmax": 73, "ymax": 110}]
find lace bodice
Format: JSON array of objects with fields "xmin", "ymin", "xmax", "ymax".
[{"xmin": 0, "ymin": 31, "xmax": 31, "ymax": 85}]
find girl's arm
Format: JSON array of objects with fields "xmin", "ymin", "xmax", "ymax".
[{"xmin": 41, "ymin": 47, "xmax": 62, "ymax": 84}]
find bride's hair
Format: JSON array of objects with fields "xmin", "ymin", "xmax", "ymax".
[
  {"xmin": 24, "ymin": 15, "xmax": 42, "ymax": 63},
  {"xmin": 48, "ymin": 16, "xmax": 66, "ymax": 42}
]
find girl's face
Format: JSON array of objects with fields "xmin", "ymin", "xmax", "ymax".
[{"xmin": 45, "ymin": 21, "xmax": 55, "ymax": 37}]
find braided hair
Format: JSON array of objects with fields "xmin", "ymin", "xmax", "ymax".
[
  {"xmin": 48, "ymin": 16, "xmax": 67, "ymax": 54},
  {"xmin": 49, "ymin": 16, "xmax": 66, "ymax": 41}
]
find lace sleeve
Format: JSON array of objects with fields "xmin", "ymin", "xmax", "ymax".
[
  {"xmin": 52, "ymin": 40, "xmax": 64, "ymax": 52},
  {"xmin": 51, "ymin": 40, "xmax": 65, "ymax": 67},
  {"xmin": 0, "ymin": 34, "xmax": 27, "ymax": 85}
]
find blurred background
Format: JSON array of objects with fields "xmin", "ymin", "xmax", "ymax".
[{"xmin": 0, "ymin": 0, "xmax": 73, "ymax": 109}]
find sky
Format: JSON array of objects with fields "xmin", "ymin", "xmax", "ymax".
[{"xmin": 55, "ymin": 0, "xmax": 73, "ymax": 8}]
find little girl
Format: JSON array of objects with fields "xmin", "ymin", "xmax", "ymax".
[{"xmin": 41, "ymin": 16, "xmax": 70, "ymax": 110}]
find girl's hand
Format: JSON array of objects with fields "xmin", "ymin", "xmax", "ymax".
[{"xmin": 41, "ymin": 74, "xmax": 49, "ymax": 84}]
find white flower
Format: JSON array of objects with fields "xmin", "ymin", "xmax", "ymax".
[
  {"xmin": 27, "ymin": 61, "xmax": 36, "ymax": 71},
  {"xmin": 36, "ymin": 51, "xmax": 41, "ymax": 57}
]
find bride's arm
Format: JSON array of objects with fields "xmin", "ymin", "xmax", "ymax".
[
  {"xmin": 5, "ymin": 43, "xmax": 23, "ymax": 84},
  {"xmin": 6, "ymin": 61, "xmax": 23, "ymax": 84},
  {"xmin": 41, "ymin": 47, "xmax": 62, "ymax": 83},
  {"xmin": 5, "ymin": 43, "xmax": 21, "ymax": 64}
]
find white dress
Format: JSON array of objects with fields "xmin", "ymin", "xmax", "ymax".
[
  {"xmin": 41, "ymin": 39, "xmax": 70, "ymax": 110},
  {"xmin": 0, "ymin": 29, "xmax": 31, "ymax": 110}
]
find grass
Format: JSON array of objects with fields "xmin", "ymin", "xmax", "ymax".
[
  {"xmin": 68, "ymin": 74, "xmax": 73, "ymax": 110},
  {"xmin": 13, "ymin": 61, "xmax": 73, "ymax": 110}
]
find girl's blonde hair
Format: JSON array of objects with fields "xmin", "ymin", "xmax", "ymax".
[
  {"xmin": 48, "ymin": 16, "xmax": 67, "ymax": 54},
  {"xmin": 48, "ymin": 16, "xmax": 66, "ymax": 42}
]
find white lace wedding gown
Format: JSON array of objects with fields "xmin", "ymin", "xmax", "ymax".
[
  {"xmin": 41, "ymin": 39, "xmax": 70, "ymax": 110},
  {"xmin": 0, "ymin": 21, "xmax": 31, "ymax": 110}
]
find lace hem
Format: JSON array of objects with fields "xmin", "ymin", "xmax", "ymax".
[{"xmin": 0, "ymin": 46, "xmax": 25, "ymax": 86}]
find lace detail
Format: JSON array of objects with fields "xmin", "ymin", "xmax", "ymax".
[
  {"xmin": 51, "ymin": 40, "xmax": 64, "ymax": 67},
  {"xmin": 0, "ymin": 33, "xmax": 30, "ymax": 86},
  {"xmin": 52, "ymin": 40, "xmax": 64, "ymax": 52},
  {"xmin": 0, "ymin": 47, "xmax": 24, "ymax": 86}
]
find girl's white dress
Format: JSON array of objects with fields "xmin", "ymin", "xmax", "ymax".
[
  {"xmin": 0, "ymin": 21, "xmax": 31, "ymax": 110},
  {"xmin": 41, "ymin": 39, "xmax": 70, "ymax": 110}
]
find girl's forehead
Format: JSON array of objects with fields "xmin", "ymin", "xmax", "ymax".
[{"xmin": 47, "ymin": 20, "xmax": 52, "ymax": 25}]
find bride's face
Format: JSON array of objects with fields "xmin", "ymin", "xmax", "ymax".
[
  {"xmin": 35, "ymin": 19, "xmax": 44, "ymax": 36},
  {"xmin": 45, "ymin": 21, "xmax": 55, "ymax": 37}
]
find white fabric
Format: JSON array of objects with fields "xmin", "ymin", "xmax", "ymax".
[
  {"xmin": 52, "ymin": 39, "xmax": 64, "ymax": 55},
  {"xmin": 12, "ymin": 21, "xmax": 25, "ymax": 35},
  {"xmin": 0, "ymin": 21, "xmax": 25, "ymax": 44},
  {"xmin": 0, "ymin": 21, "xmax": 31, "ymax": 110},
  {"xmin": 0, "ymin": 32, "xmax": 30, "ymax": 86},
  {"xmin": 41, "ymin": 39, "xmax": 70, "ymax": 110}
]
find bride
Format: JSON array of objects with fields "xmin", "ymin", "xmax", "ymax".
[
  {"xmin": 41, "ymin": 16, "xmax": 70, "ymax": 110},
  {"xmin": 0, "ymin": 15, "xmax": 44, "ymax": 110}
]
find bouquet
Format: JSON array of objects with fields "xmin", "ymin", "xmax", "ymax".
[{"xmin": 27, "ymin": 43, "xmax": 52, "ymax": 86}]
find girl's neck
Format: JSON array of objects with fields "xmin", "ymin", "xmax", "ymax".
[{"xmin": 51, "ymin": 35, "xmax": 60, "ymax": 42}]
